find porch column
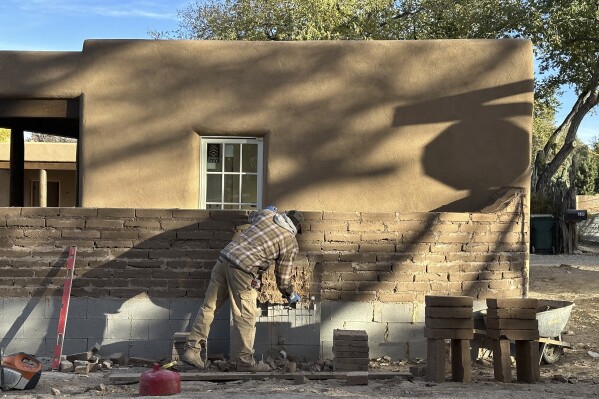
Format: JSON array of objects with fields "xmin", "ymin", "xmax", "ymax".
[
  {"xmin": 9, "ymin": 128, "xmax": 24, "ymax": 207},
  {"xmin": 39, "ymin": 169, "xmax": 47, "ymax": 207}
]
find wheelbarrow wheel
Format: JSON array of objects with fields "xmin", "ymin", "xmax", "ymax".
[{"xmin": 541, "ymin": 341, "xmax": 564, "ymax": 364}]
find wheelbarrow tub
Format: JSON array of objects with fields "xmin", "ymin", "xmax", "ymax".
[
  {"xmin": 536, "ymin": 299, "xmax": 575, "ymax": 339},
  {"xmin": 477, "ymin": 299, "xmax": 574, "ymax": 339},
  {"xmin": 475, "ymin": 299, "xmax": 575, "ymax": 364}
]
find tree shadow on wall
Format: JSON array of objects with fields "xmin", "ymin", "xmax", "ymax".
[
  {"xmin": 393, "ymin": 80, "xmax": 533, "ymax": 212},
  {"xmin": 0, "ymin": 201, "xmax": 528, "ymax": 361},
  {"xmin": 72, "ymin": 217, "xmax": 248, "ymax": 360},
  {"xmin": 313, "ymin": 80, "xmax": 534, "ymax": 358},
  {"xmin": 0, "ymin": 248, "xmax": 70, "ymax": 355},
  {"xmin": 1, "ymin": 215, "xmax": 254, "ymax": 360},
  {"xmin": 65, "ymin": 214, "xmax": 325, "ymax": 361}
]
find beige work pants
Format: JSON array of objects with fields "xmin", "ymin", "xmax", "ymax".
[{"xmin": 188, "ymin": 258, "xmax": 259, "ymax": 366}]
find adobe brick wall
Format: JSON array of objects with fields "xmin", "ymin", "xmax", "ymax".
[
  {"xmin": 1, "ymin": 194, "xmax": 526, "ymax": 301},
  {"xmin": 0, "ymin": 207, "xmax": 242, "ymax": 299},
  {"xmin": 306, "ymin": 207, "xmax": 527, "ymax": 303},
  {"xmin": 0, "ymin": 190, "xmax": 527, "ymax": 360}
]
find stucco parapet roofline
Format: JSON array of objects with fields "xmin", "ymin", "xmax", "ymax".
[{"xmin": 0, "ymin": 142, "xmax": 76, "ymax": 163}]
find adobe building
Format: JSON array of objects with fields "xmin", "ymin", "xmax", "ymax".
[
  {"xmin": 0, "ymin": 39, "xmax": 532, "ymax": 361},
  {"xmin": 0, "ymin": 142, "xmax": 77, "ymax": 207}
]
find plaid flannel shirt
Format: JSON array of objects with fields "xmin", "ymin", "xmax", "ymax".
[{"xmin": 220, "ymin": 209, "xmax": 299, "ymax": 295}]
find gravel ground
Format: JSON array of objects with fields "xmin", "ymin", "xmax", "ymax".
[{"xmin": 530, "ymin": 242, "xmax": 599, "ymax": 266}]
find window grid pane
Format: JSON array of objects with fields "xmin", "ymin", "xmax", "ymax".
[
  {"xmin": 241, "ymin": 175, "xmax": 258, "ymax": 203},
  {"xmin": 206, "ymin": 174, "xmax": 223, "ymax": 203},
  {"xmin": 202, "ymin": 138, "xmax": 262, "ymax": 209},
  {"xmin": 206, "ymin": 143, "xmax": 222, "ymax": 171},
  {"xmin": 223, "ymin": 175, "xmax": 240, "ymax": 204},
  {"xmin": 242, "ymin": 144, "xmax": 258, "ymax": 173},
  {"xmin": 224, "ymin": 144, "xmax": 240, "ymax": 172}
]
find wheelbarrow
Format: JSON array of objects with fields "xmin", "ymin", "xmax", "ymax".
[
  {"xmin": 474, "ymin": 299, "xmax": 575, "ymax": 364},
  {"xmin": 536, "ymin": 299, "xmax": 575, "ymax": 364}
]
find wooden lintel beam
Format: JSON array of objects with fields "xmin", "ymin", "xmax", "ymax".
[
  {"xmin": 0, "ymin": 161, "xmax": 76, "ymax": 170},
  {"xmin": 0, "ymin": 99, "xmax": 80, "ymax": 119},
  {"xmin": 109, "ymin": 371, "xmax": 412, "ymax": 384},
  {"xmin": 0, "ymin": 118, "xmax": 79, "ymax": 138}
]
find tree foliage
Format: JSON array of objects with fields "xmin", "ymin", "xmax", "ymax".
[
  {"xmin": 532, "ymin": 97, "xmax": 558, "ymax": 159},
  {"xmin": 26, "ymin": 133, "xmax": 76, "ymax": 143},
  {"xmin": 575, "ymin": 148, "xmax": 597, "ymax": 195},
  {"xmin": 150, "ymin": 0, "xmax": 526, "ymax": 41},
  {"xmin": 525, "ymin": 0, "xmax": 599, "ymax": 192},
  {"xmin": 0, "ymin": 129, "xmax": 77, "ymax": 143},
  {"xmin": 0, "ymin": 128, "xmax": 9, "ymax": 143}
]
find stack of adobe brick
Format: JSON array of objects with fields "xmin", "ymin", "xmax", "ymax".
[
  {"xmin": 332, "ymin": 329, "xmax": 369, "ymax": 372},
  {"xmin": 486, "ymin": 298, "xmax": 540, "ymax": 383},
  {"xmin": 424, "ymin": 295, "xmax": 474, "ymax": 383}
]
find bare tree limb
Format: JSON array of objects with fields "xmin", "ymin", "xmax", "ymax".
[{"xmin": 535, "ymin": 70, "xmax": 599, "ymax": 192}]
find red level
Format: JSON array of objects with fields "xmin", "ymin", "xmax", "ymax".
[{"xmin": 51, "ymin": 246, "xmax": 77, "ymax": 371}]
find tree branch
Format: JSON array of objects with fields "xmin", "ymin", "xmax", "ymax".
[
  {"xmin": 379, "ymin": 7, "xmax": 422, "ymax": 28},
  {"xmin": 535, "ymin": 70, "xmax": 599, "ymax": 192},
  {"xmin": 565, "ymin": 37, "xmax": 599, "ymax": 44}
]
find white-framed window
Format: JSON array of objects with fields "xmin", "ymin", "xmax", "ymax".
[{"xmin": 200, "ymin": 137, "xmax": 263, "ymax": 210}]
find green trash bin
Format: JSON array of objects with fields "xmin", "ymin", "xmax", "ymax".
[{"xmin": 530, "ymin": 214, "xmax": 555, "ymax": 254}]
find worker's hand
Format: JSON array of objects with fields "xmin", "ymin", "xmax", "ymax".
[
  {"xmin": 264, "ymin": 205, "xmax": 278, "ymax": 212},
  {"xmin": 285, "ymin": 292, "xmax": 300, "ymax": 304}
]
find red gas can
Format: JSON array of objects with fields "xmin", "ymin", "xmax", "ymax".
[{"xmin": 139, "ymin": 363, "xmax": 181, "ymax": 396}]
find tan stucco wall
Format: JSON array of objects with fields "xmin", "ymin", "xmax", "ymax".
[
  {"xmin": 0, "ymin": 51, "xmax": 82, "ymax": 97},
  {"xmin": 0, "ymin": 142, "xmax": 76, "ymax": 162},
  {"xmin": 0, "ymin": 40, "xmax": 533, "ymax": 212}
]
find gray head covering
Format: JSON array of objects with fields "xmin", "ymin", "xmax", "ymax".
[{"xmin": 285, "ymin": 210, "xmax": 304, "ymax": 233}]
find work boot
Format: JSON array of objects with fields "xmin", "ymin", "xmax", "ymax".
[
  {"xmin": 236, "ymin": 361, "xmax": 271, "ymax": 372},
  {"xmin": 182, "ymin": 340, "xmax": 206, "ymax": 369}
]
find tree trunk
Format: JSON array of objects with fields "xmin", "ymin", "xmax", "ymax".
[{"xmin": 534, "ymin": 85, "xmax": 599, "ymax": 193}]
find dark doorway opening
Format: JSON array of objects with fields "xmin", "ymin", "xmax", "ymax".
[{"xmin": 0, "ymin": 98, "xmax": 80, "ymax": 207}]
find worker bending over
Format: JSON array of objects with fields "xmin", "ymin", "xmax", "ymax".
[{"xmin": 183, "ymin": 207, "xmax": 303, "ymax": 372}]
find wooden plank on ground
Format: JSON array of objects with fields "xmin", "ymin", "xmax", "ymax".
[{"xmin": 109, "ymin": 371, "xmax": 412, "ymax": 384}]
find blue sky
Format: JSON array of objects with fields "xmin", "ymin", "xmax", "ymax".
[
  {"xmin": 0, "ymin": 0, "xmax": 186, "ymax": 50},
  {"xmin": 0, "ymin": 0, "xmax": 597, "ymax": 145},
  {"xmin": 554, "ymin": 88, "xmax": 598, "ymax": 146}
]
